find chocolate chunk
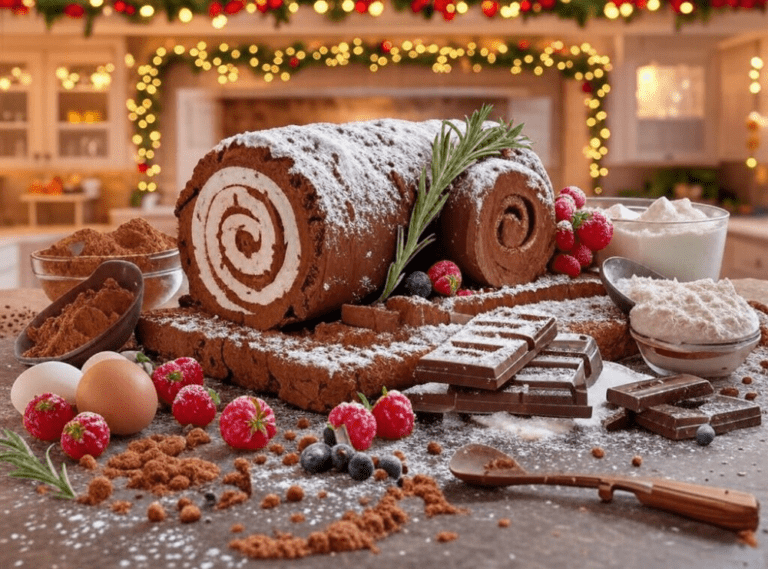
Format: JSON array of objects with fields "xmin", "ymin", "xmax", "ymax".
[
  {"xmin": 415, "ymin": 310, "xmax": 557, "ymax": 390},
  {"xmin": 536, "ymin": 333, "xmax": 603, "ymax": 387},
  {"xmin": 635, "ymin": 395, "xmax": 761, "ymax": 440},
  {"xmin": 606, "ymin": 374, "xmax": 714, "ymax": 413}
]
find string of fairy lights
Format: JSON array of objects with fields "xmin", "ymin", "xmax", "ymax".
[
  {"xmin": 127, "ymin": 38, "xmax": 612, "ymax": 198},
  {"xmin": 746, "ymin": 54, "xmax": 767, "ymax": 169},
  {"xmin": 2, "ymin": 0, "xmax": 766, "ymax": 34}
]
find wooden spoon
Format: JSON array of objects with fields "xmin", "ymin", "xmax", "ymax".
[{"xmin": 449, "ymin": 443, "xmax": 759, "ymax": 532}]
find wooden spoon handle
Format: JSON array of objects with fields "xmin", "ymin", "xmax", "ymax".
[{"xmin": 606, "ymin": 477, "xmax": 760, "ymax": 532}]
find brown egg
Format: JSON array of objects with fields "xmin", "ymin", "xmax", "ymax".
[{"xmin": 76, "ymin": 358, "xmax": 158, "ymax": 435}]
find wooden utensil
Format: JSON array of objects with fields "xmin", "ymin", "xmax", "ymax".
[{"xmin": 449, "ymin": 443, "xmax": 759, "ymax": 532}]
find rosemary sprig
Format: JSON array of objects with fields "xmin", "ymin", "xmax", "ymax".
[
  {"xmin": 377, "ymin": 104, "xmax": 530, "ymax": 303},
  {"xmin": 0, "ymin": 429, "xmax": 76, "ymax": 500}
]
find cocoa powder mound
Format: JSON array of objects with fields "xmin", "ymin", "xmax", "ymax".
[
  {"xmin": 24, "ymin": 278, "xmax": 134, "ymax": 358},
  {"xmin": 41, "ymin": 218, "xmax": 176, "ymax": 258},
  {"xmin": 104, "ymin": 434, "xmax": 218, "ymax": 495}
]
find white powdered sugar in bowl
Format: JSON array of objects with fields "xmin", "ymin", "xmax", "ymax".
[
  {"xmin": 586, "ymin": 197, "xmax": 729, "ymax": 282},
  {"xmin": 617, "ymin": 275, "xmax": 760, "ymax": 344}
]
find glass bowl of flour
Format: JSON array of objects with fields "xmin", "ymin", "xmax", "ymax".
[
  {"xmin": 621, "ymin": 276, "xmax": 761, "ymax": 377},
  {"xmin": 586, "ymin": 197, "xmax": 729, "ymax": 282}
]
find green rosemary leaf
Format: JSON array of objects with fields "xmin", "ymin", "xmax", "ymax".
[
  {"xmin": 377, "ymin": 104, "xmax": 529, "ymax": 303},
  {"xmin": 0, "ymin": 429, "xmax": 76, "ymax": 500}
]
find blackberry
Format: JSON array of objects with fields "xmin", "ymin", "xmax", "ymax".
[
  {"xmin": 404, "ymin": 271, "xmax": 432, "ymax": 298},
  {"xmin": 377, "ymin": 455, "xmax": 402, "ymax": 480},
  {"xmin": 331, "ymin": 444, "xmax": 356, "ymax": 472},
  {"xmin": 300, "ymin": 442, "xmax": 333, "ymax": 474},
  {"xmin": 348, "ymin": 452, "xmax": 375, "ymax": 481},
  {"xmin": 696, "ymin": 423, "xmax": 715, "ymax": 447},
  {"xmin": 323, "ymin": 424, "xmax": 337, "ymax": 446}
]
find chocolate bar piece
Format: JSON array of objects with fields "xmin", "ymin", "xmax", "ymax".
[
  {"xmin": 415, "ymin": 310, "xmax": 557, "ymax": 390},
  {"xmin": 532, "ymin": 333, "xmax": 602, "ymax": 387},
  {"xmin": 606, "ymin": 374, "xmax": 714, "ymax": 413},
  {"xmin": 406, "ymin": 335, "xmax": 594, "ymax": 418},
  {"xmin": 635, "ymin": 395, "xmax": 761, "ymax": 440}
]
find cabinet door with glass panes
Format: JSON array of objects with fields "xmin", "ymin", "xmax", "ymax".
[
  {"xmin": 0, "ymin": 52, "xmax": 42, "ymax": 166},
  {"xmin": 0, "ymin": 45, "xmax": 126, "ymax": 169},
  {"xmin": 45, "ymin": 50, "xmax": 124, "ymax": 168}
]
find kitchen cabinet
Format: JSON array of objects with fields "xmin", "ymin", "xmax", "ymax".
[
  {"xmin": 607, "ymin": 36, "xmax": 720, "ymax": 166},
  {"xmin": 722, "ymin": 218, "xmax": 768, "ymax": 280},
  {"xmin": 0, "ymin": 38, "xmax": 129, "ymax": 170}
]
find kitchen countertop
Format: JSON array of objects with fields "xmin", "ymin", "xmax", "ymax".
[
  {"xmin": 1, "ymin": 289, "xmax": 767, "ymax": 569},
  {"xmin": 728, "ymin": 216, "xmax": 768, "ymax": 241}
]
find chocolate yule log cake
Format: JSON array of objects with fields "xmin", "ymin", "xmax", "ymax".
[{"xmin": 175, "ymin": 118, "xmax": 554, "ymax": 330}]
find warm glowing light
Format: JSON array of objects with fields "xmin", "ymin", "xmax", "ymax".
[
  {"xmin": 139, "ymin": 4, "xmax": 154, "ymax": 17},
  {"xmin": 178, "ymin": 8, "xmax": 193, "ymax": 23},
  {"xmin": 679, "ymin": 1, "xmax": 693, "ymax": 14},
  {"xmin": 369, "ymin": 1, "xmax": 384, "ymax": 16},
  {"xmin": 752, "ymin": 57, "xmax": 764, "ymax": 70},
  {"xmin": 314, "ymin": 0, "xmax": 329, "ymax": 13},
  {"xmin": 747, "ymin": 157, "xmax": 758, "ymax": 168}
]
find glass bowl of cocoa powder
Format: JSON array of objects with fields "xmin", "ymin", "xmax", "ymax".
[{"xmin": 30, "ymin": 218, "xmax": 183, "ymax": 312}]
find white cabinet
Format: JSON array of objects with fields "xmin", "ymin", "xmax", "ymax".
[
  {"xmin": 0, "ymin": 38, "xmax": 129, "ymax": 170},
  {"xmin": 607, "ymin": 36, "xmax": 720, "ymax": 166}
]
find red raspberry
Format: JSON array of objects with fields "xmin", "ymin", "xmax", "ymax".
[
  {"xmin": 555, "ymin": 219, "xmax": 575, "ymax": 252},
  {"xmin": 427, "ymin": 260, "xmax": 462, "ymax": 297},
  {"xmin": 371, "ymin": 388, "xmax": 414, "ymax": 440},
  {"xmin": 456, "ymin": 289, "xmax": 473, "ymax": 297},
  {"xmin": 559, "ymin": 186, "xmax": 586, "ymax": 208},
  {"xmin": 172, "ymin": 385, "xmax": 219, "ymax": 428},
  {"xmin": 572, "ymin": 241, "xmax": 594, "ymax": 267},
  {"xmin": 60, "ymin": 412, "xmax": 111, "ymax": 460},
  {"xmin": 328, "ymin": 401, "xmax": 376, "ymax": 451},
  {"xmin": 151, "ymin": 356, "xmax": 205, "ymax": 406},
  {"xmin": 554, "ymin": 195, "xmax": 576, "ymax": 222},
  {"xmin": 573, "ymin": 209, "xmax": 614, "ymax": 251},
  {"xmin": 219, "ymin": 396, "xmax": 277, "ymax": 450},
  {"xmin": 23, "ymin": 392, "xmax": 76, "ymax": 442},
  {"xmin": 550, "ymin": 253, "xmax": 581, "ymax": 278}
]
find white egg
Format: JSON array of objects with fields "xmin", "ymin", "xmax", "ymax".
[
  {"xmin": 81, "ymin": 351, "xmax": 127, "ymax": 375},
  {"xmin": 10, "ymin": 361, "xmax": 83, "ymax": 415}
]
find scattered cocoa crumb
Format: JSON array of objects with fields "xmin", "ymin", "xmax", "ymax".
[
  {"xmin": 231, "ymin": 523, "xmax": 245, "ymax": 533},
  {"xmin": 283, "ymin": 430, "xmax": 297, "ymax": 441},
  {"xmin": 437, "ymin": 531, "xmax": 458, "ymax": 543},
  {"xmin": 223, "ymin": 458, "xmax": 252, "ymax": 495},
  {"xmin": 180, "ymin": 503, "xmax": 201, "ymax": 523},
  {"xmin": 78, "ymin": 476, "xmax": 113, "ymax": 505},
  {"xmin": 296, "ymin": 417, "xmax": 311, "ymax": 429},
  {"xmin": 282, "ymin": 453, "xmax": 300, "ymax": 466},
  {"xmin": 760, "ymin": 360, "xmax": 768, "ymax": 370},
  {"xmin": 297, "ymin": 435, "xmax": 318, "ymax": 452},
  {"xmin": 147, "ymin": 501, "xmax": 166, "ymax": 522},
  {"xmin": 484, "ymin": 457, "xmax": 517, "ymax": 473},
  {"xmin": 720, "ymin": 386, "xmax": 740, "ymax": 397},
  {"xmin": 738, "ymin": 529, "xmax": 758, "ymax": 548},
  {"xmin": 269, "ymin": 443, "xmax": 285, "ymax": 455},
  {"xmin": 36, "ymin": 485, "xmax": 48, "ymax": 495},
  {"xmin": 746, "ymin": 392, "xmax": 758, "ymax": 401},
  {"xmin": 591, "ymin": 447, "xmax": 605, "ymax": 459},
  {"xmin": 286, "ymin": 485, "xmax": 304, "ymax": 503},
  {"xmin": 111, "ymin": 500, "xmax": 132, "ymax": 514},
  {"xmin": 253, "ymin": 454, "xmax": 268, "ymax": 465},
  {"xmin": 177, "ymin": 497, "xmax": 193, "ymax": 510},
  {"xmin": 743, "ymin": 376, "xmax": 754, "ymax": 385},
  {"xmin": 261, "ymin": 494, "xmax": 280, "ymax": 509},
  {"xmin": 498, "ymin": 518, "xmax": 510, "ymax": 528},
  {"xmin": 427, "ymin": 441, "xmax": 442, "ymax": 455},
  {"xmin": 290, "ymin": 513, "xmax": 306, "ymax": 523},
  {"xmin": 79, "ymin": 455, "xmax": 98, "ymax": 470},
  {"xmin": 217, "ymin": 490, "xmax": 248, "ymax": 510},
  {"xmin": 186, "ymin": 428, "xmax": 211, "ymax": 449},
  {"xmin": 631, "ymin": 456, "xmax": 643, "ymax": 467},
  {"xmin": 374, "ymin": 469, "xmax": 389, "ymax": 481},
  {"xmin": 229, "ymin": 475, "xmax": 463, "ymax": 560},
  {"xmin": 393, "ymin": 450, "xmax": 406, "ymax": 462},
  {"xmin": 317, "ymin": 490, "xmax": 328, "ymax": 499},
  {"xmin": 358, "ymin": 496, "xmax": 371, "ymax": 506}
]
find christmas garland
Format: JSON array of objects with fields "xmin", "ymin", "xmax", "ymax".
[
  {"xmin": 128, "ymin": 38, "xmax": 610, "ymax": 202},
  {"xmin": 2, "ymin": 0, "xmax": 767, "ymax": 36}
]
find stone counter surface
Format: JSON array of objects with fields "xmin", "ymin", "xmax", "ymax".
[{"xmin": 0, "ymin": 290, "xmax": 767, "ymax": 568}]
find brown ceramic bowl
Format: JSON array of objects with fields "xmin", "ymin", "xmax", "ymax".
[
  {"xmin": 30, "ymin": 247, "xmax": 181, "ymax": 311},
  {"xmin": 15, "ymin": 260, "xmax": 144, "ymax": 368}
]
